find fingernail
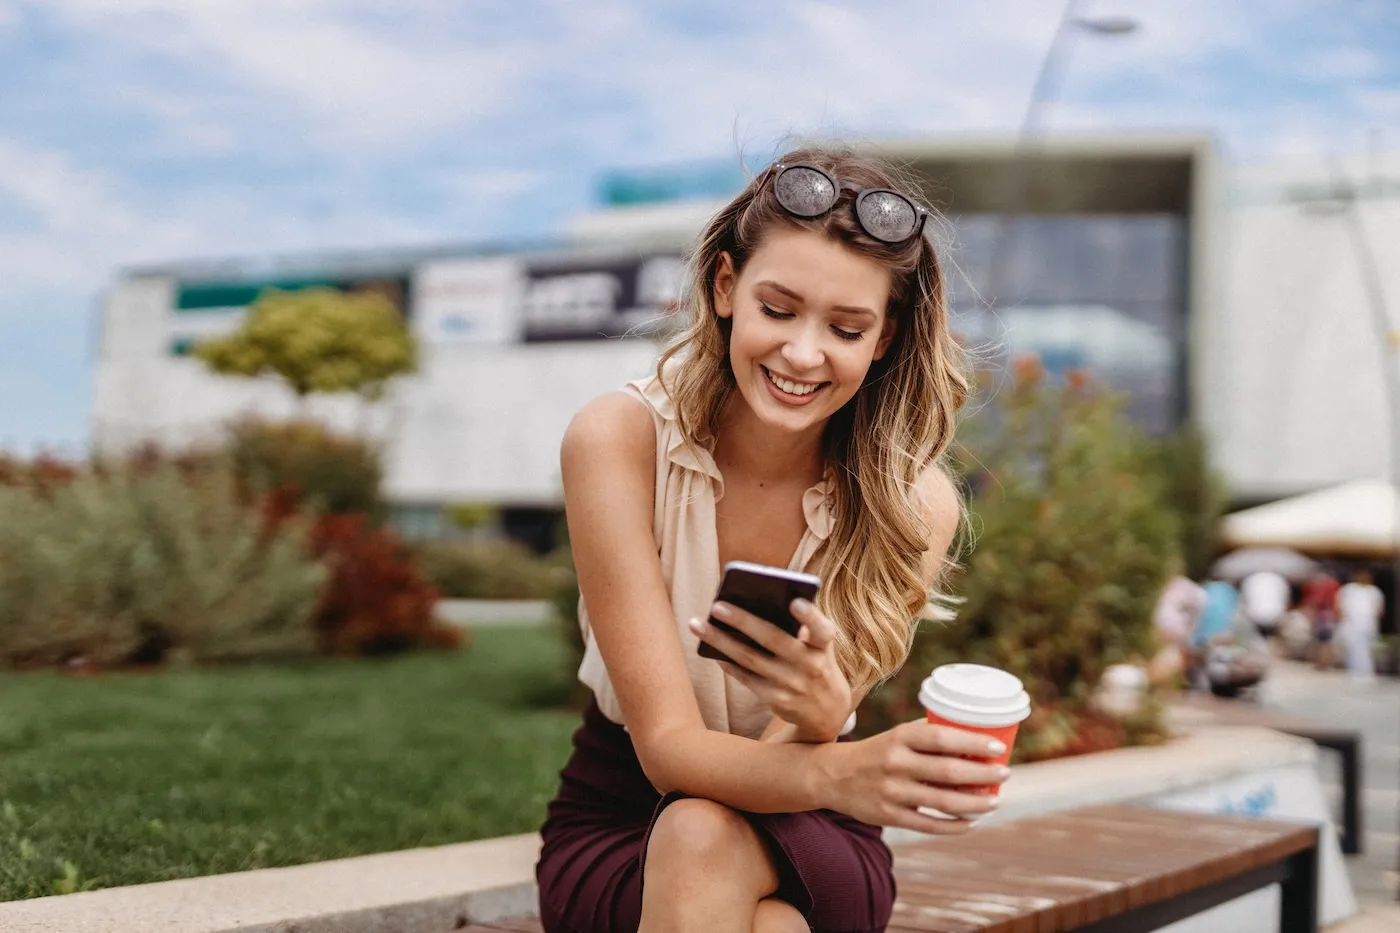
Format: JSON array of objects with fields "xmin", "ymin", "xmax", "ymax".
[
  {"xmin": 710, "ymin": 602, "xmax": 732, "ymax": 620},
  {"xmin": 791, "ymin": 598, "xmax": 814, "ymax": 614},
  {"xmin": 996, "ymin": 766, "xmax": 1011, "ymax": 780},
  {"xmin": 988, "ymin": 740, "xmax": 1007, "ymax": 756},
  {"xmin": 687, "ymin": 617, "xmax": 705, "ymax": 635},
  {"xmin": 986, "ymin": 797, "xmax": 1000, "ymax": 809}
]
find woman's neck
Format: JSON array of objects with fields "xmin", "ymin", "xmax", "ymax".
[{"xmin": 712, "ymin": 391, "xmax": 826, "ymax": 486}]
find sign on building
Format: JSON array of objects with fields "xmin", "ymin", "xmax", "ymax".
[
  {"xmin": 522, "ymin": 254, "xmax": 686, "ymax": 341},
  {"xmin": 411, "ymin": 258, "xmax": 527, "ymax": 345}
]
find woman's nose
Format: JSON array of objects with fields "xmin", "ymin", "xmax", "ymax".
[{"xmin": 781, "ymin": 326, "xmax": 825, "ymax": 371}]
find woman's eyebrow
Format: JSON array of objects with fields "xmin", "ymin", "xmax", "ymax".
[
  {"xmin": 756, "ymin": 280, "xmax": 805, "ymax": 303},
  {"xmin": 756, "ymin": 280, "xmax": 876, "ymax": 319}
]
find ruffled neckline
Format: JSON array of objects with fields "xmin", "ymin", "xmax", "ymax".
[{"xmin": 632, "ymin": 368, "xmax": 834, "ymax": 542}]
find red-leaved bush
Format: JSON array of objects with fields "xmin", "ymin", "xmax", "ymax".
[
  {"xmin": 253, "ymin": 488, "xmax": 460, "ymax": 655},
  {"xmin": 0, "ymin": 453, "xmax": 79, "ymax": 497}
]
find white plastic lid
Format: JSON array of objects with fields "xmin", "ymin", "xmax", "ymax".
[{"xmin": 918, "ymin": 664, "xmax": 1031, "ymax": 728}]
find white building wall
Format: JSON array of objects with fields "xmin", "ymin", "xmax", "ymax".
[{"xmin": 1213, "ymin": 154, "xmax": 1399, "ymax": 497}]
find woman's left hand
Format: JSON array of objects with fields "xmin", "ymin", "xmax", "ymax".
[{"xmin": 688, "ymin": 598, "xmax": 852, "ymax": 743}]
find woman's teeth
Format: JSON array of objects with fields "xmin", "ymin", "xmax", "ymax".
[{"xmin": 764, "ymin": 367, "xmax": 823, "ymax": 396}]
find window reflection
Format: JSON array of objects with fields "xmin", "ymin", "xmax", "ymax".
[{"xmin": 946, "ymin": 214, "xmax": 1187, "ymax": 434}]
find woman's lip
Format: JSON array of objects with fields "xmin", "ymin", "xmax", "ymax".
[
  {"xmin": 760, "ymin": 365, "xmax": 827, "ymax": 406},
  {"xmin": 762, "ymin": 365, "xmax": 825, "ymax": 389}
]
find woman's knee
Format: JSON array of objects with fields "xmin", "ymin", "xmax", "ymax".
[
  {"xmin": 646, "ymin": 798, "xmax": 767, "ymax": 870},
  {"xmin": 753, "ymin": 897, "xmax": 810, "ymax": 932}
]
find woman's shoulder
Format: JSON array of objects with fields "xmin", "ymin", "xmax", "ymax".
[
  {"xmin": 914, "ymin": 463, "xmax": 964, "ymax": 575},
  {"xmin": 561, "ymin": 390, "xmax": 656, "ymax": 469}
]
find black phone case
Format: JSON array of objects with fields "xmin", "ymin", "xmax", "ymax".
[{"xmin": 697, "ymin": 564, "xmax": 820, "ymax": 666}]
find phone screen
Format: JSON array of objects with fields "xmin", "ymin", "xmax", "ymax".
[{"xmin": 697, "ymin": 563, "xmax": 821, "ymax": 665}]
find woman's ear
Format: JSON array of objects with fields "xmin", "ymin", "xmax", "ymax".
[
  {"xmin": 713, "ymin": 251, "xmax": 736, "ymax": 319},
  {"xmin": 872, "ymin": 315, "xmax": 897, "ymax": 361}
]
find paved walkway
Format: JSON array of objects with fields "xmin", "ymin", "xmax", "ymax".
[{"xmin": 1253, "ymin": 659, "xmax": 1400, "ymax": 928}]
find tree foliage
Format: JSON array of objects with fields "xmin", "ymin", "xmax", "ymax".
[
  {"xmin": 861, "ymin": 358, "xmax": 1182, "ymax": 759},
  {"xmin": 195, "ymin": 287, "xmax": 417, "ymax": 400}
]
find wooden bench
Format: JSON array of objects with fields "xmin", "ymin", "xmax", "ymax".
[
  {"xmin": 466, "ymin": 803, "xmax": 1320, "ymax": 933},
  {"xmin": 1174, "ymin": 692, "xmax": 1363, "ymax": 854}
]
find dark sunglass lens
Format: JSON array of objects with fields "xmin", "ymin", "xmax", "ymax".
[
  {"xmin": 857, "ymin": 191, "xmax": 918, "ymax": 243},
  {"xmin": 774, "ymin": 166, "xmax": 838, "ymax": 217}
]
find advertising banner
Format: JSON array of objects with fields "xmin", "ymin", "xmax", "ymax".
[{"xmin": 521, "ymin": 254, "xmax": 685, "ymax": 341}]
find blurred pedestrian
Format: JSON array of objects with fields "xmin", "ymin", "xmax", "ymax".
[
  {"xmin": 1336, "ymin": 570, "xmax": 1383, "ymax": 682},
  {"xmin": 1301, "ymin": 570, "xmax": 1341, "ymax": 670},
  {"xmin": 1240, "ymin": 569, "xmax": 1289, "ymax": 635},
  {"xmin": 1148, "ymin": 576, "xmax": 1206, "ymax": 687},
  {"xmin": 1192, "ymin": 580, "xmax": 1239, "ymax": 649}
]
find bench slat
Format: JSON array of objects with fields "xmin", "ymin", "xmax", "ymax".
[{"xmin": 886, "ymin": 804, "xmax": 1316, "ymax": 933}]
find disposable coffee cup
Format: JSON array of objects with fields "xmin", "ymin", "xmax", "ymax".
[{"xmin": 918, "ymin": 664, "xmax": 1031, "ymax": 797}]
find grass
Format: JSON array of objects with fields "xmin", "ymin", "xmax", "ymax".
[{"xmin": 0, "ymin": 626, "xmax": 581, "ymax": 902}]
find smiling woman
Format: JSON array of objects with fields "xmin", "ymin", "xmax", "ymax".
[{"xmin": 535, "ymin": 147, "xmax": 993, "ymax": 933}]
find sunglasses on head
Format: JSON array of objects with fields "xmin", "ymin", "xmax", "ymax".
[{"xmin": 764, "ymin": 162, "xmax": 930, "ymax": 245}]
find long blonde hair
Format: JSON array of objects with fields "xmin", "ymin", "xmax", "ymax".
[{"xmin": 657, "ymin": 146, "xmax": 970, "ymax": 693}]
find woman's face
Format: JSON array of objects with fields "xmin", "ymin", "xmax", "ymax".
[{"xmin": 714, "ymin": 226, "xmax": 896, "ymax": 435}]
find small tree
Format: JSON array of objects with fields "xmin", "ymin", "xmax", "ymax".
[{"xmin": 195, "ymin": 287, "xmax": 417, "ymax": 402}]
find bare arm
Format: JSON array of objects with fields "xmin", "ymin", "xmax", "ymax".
[{"xmin": 562, "ymin": 392, "xmax": 831, "ymax": 812}]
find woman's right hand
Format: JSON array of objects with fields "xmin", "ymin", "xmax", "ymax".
[{"xmin": 815, "ymin": 719, "xmax": 1011, "ymax": 834}]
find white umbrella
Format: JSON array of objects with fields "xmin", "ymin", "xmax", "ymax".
[
  {"xmin": 1209, "ymin": 547, "xmax": 1320, "ymax": 584},
  {"xmin": 1218, "ymin": 479, "xmax": 1398, "ymax": 557}
]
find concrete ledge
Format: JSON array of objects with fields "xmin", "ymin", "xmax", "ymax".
[
  {"xmin": 434, "ymin": 599, "xmax": 554, "ymax": 627},
  {"xmin": 0, "ymin": 833, "xmax": 543, "ymax": 933},
  {"xmin": 0, "ymin": 723, "xmax": 1318, "ymax": 933}
]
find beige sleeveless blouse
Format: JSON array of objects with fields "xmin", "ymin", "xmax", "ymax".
[{"xmin": 575, "ymin": 367, "xmax": 836, "ymax": 740}]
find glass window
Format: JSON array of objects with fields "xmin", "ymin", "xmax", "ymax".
[{"xmin": 945, "ymin": 214, "xmax": 1187, "ymax": 434}]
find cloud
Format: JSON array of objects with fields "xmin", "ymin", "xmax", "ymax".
[
  {"xmin": 1, "ymin": 0, "xmax": 1398, "ymax": 453},
  {"xmin": 36, "ymin": 0, "xmax": 543, "ymax": 150}
]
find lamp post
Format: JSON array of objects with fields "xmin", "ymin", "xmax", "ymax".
[{"xmin": 987, "ymin": 2, "xmax": 1138, "ymax": 311}]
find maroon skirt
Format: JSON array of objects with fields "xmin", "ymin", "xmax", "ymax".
[{"xmin": 535, "ymin": 699, "xmax": 895, "ymax": 933}]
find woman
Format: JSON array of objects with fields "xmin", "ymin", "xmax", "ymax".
[{"xmin": 536, "ymin": 148, "xmax": 1009, "ymax": 933}]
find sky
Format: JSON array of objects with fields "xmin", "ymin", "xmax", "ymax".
[{"xmin": 1, "ymin": 0, "xmax": 1397, "ymax": 454}]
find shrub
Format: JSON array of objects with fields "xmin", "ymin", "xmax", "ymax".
[
  {"xmin": 860, "ymin": 361, "xmax": 1180, "ymax": 760},
  {"xmin": 0, "ymin": 465, "xmax": 325, "ymax": 667},
  {"xmin": 1147, "ymin": 424, "xmax": 1229, "ymax": 580},
  {"xmin": 0, "ymin": 453, "xmax": 79, "ymax": 496},
  {"xmin": 416, "ymin": 539, "xmax": 566, "ymax": 600},
  {"xmin": 228, "ymin": 418, "xmax": 385, "ymax": 520},
  {"xmin": 302, "ymin": 512, "xmax": 461, "ymax": 655}
]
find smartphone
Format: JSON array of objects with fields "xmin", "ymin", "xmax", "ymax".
[{"xmin": 697, "ymin": 561, "xmax": 822, "ymax": 666}]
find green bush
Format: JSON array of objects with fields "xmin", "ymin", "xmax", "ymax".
[
  {"xmin": 1147, "ymin": 424, "xmax": 1229, "ymax": 580},
  {"xmin": 0, "ymin": 464, "xmax": 326, "ymax": 667},
  {"xmin": 416, "ymin": 539, "xmax": 568, "ymax": 600},
  {"xmin": 227, "ymin": 418, "xmax": 385, "ymax": 520},
  {"xmin": 861, "ymin": 361, "xmax": 1180, "ymax": 759}
]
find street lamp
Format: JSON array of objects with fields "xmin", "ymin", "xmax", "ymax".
[{"xmin": 987, "ymin": 2, "xmax": 1139, "ymax": 312}]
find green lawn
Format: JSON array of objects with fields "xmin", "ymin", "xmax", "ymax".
[{"xmin": 0, "ymin": 626, "xmax": 581, "ymax": 901}]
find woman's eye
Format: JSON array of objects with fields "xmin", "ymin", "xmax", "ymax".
[
  {"xmin": 759, "ymin": 303, "xmax": 793, "ymax": 320},
  {"xmin": 832, "ymin": 326, "xmax": 865, "ymax": 342}
]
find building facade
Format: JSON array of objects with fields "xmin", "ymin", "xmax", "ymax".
[{"xmin": 91, "ymin": 135, "xmax": 1400, "ymax": 535}]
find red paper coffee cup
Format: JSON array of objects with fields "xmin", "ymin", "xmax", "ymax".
[{"xmin": 919, "ymin": 664, "xmax": 1031, "ymax": 797}]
